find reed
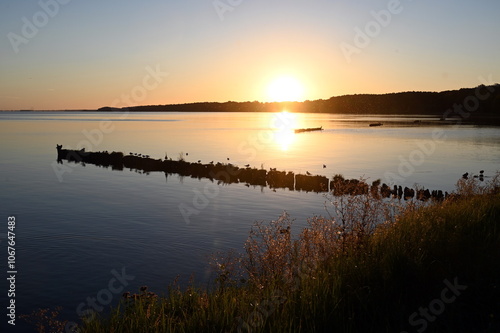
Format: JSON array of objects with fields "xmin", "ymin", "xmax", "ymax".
[{"xmin": 26, "ymin": 174, "xmax": 500, "ymax": 332}]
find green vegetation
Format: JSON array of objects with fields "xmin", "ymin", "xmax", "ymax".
[{"xmin": 25, "ymin": 175, "xmax": 500, "ymax": 332}]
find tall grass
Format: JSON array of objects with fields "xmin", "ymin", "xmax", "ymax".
[{"xmin": 27, "ymin": 175, "xmax": 500, "ymax": 332}]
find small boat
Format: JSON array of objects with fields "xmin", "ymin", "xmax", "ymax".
[
  {"xmin": 369, "ymin": 122, "xmax": 383, "ymax": 127},
  {"xmin": 294, "ymin": 126, "xmax": 323, "ymax": 134}
]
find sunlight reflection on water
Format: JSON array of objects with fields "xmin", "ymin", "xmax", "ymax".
[{"xmin": 0, "ymin": 111, "xmax": 499, "ymax": 323}]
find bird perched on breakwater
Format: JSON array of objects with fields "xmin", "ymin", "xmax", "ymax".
[
  {"xmin": 462, "ymin": 172, "xmax": 469, "ymax": 179},
  {"xmin": 306, "ymin": 171, "xmax": 311, "ymax": 176},
  {"xmin": 280, "ymin": 226, "xmax": 290, "ymax": 234},
  {"xmin": 323, "ymin": 164, "xmax": 326, "ymax": 168}
]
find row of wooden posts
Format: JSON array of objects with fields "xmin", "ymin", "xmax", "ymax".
[{"xmin": 56, "ymin": 145, "xmax": 448, "ymax": 200}]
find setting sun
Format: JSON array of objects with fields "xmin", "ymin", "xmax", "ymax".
[{"xmin": 267, "ymin": 76, "xmax": 305, "ymax": 102}]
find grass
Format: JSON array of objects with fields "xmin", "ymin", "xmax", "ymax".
[{"xmin": 25, "ymin": 175, "xmax": 500, "ymax": 332}]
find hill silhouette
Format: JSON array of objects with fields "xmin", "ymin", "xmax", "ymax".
[{"xmin": 99, "ymin": 84, "xmax": 500, "ymax": 123}]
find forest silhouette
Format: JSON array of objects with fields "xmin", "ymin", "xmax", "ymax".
[{"xmin": 99, "ymin": 85, "xmax": 500, "ymax": 124}]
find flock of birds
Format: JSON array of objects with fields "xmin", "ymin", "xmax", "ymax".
[
  {"xmin": 129, "ymin": 152, "xmax": 150, "ymax": 158},
  {"xmin": 128, "ymin": 151, "xmax": 332, "ymax": 176},
  {"xmin": 126, "ymin": 151, "xmax": 491, "ymax": 190},
  {"xmin": 462, "ymin": 170, "xmax": 485, "ymax": 179},
  {"xmin": 131, "ymin": 151, "xmax": 486, "ymax": 183}
]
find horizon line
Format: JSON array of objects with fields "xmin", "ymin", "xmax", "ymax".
[{"xmin": 1, "ymin": 83, "xmax": 498, "ymax": 112}]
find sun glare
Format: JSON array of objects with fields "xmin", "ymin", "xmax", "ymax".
[
  {"xmin": 267, "ymin": 77, "xmax": 304, "ymax": 102},
  {"xmin": 271, "ymin": 111, "xmax": 297, "ymax": 151}
]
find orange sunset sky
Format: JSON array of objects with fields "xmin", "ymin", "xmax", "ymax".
[{"xmin": 1, "ymin": 0, "xmax": 500, "ymax": 110}]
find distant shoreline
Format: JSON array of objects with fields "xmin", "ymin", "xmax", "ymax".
[
  {"xmin": 3, "ymin": 84, "xmax": 499, "ymax": 125},
  {"xmin": 97, "ymin": 84, "xmax": 500, "ymax": 117}
]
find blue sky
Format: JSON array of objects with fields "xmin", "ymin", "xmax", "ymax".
[{"xmin": 1, "ymin": 0, "xmax": 499, "ymax": 110}]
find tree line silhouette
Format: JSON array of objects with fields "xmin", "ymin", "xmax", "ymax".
[{"xmin": 99, "ymin": 85, "xmax": 500, "ymax": 123}]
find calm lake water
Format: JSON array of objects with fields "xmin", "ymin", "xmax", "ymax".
[{"xmin": 1, "ymin": 111, "xmax": 499, "ymax": 331}]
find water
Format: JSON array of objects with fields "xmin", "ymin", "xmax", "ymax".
[{"xmin": 0, "ymin": 111, "xmax": 499, "ymax": 331}]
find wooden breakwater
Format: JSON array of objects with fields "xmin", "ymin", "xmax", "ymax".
[
  {"xmin": 56, "ymin": 145, "xmax": 449, "ymax": 200},
  {"xmin": 294, "ymin": 126, "xmax": 323, "ymax": 134}
]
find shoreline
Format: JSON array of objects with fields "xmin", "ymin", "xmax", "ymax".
[
  {"xmin": 3, "ymin": 83, "xmax": 499, "ymax": 119},
  {"xmin": 25, "ymin": 177, "xmax": 499, "ymax": 332}
]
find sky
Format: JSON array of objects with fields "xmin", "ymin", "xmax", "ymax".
[{"xmin": 1, "ymin": 0, "xmax": 500, "ymax": 110}]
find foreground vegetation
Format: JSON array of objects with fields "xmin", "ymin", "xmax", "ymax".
[{"xmin": 26, "ymin": 176, "xmax": 500, "ymax": 332}]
